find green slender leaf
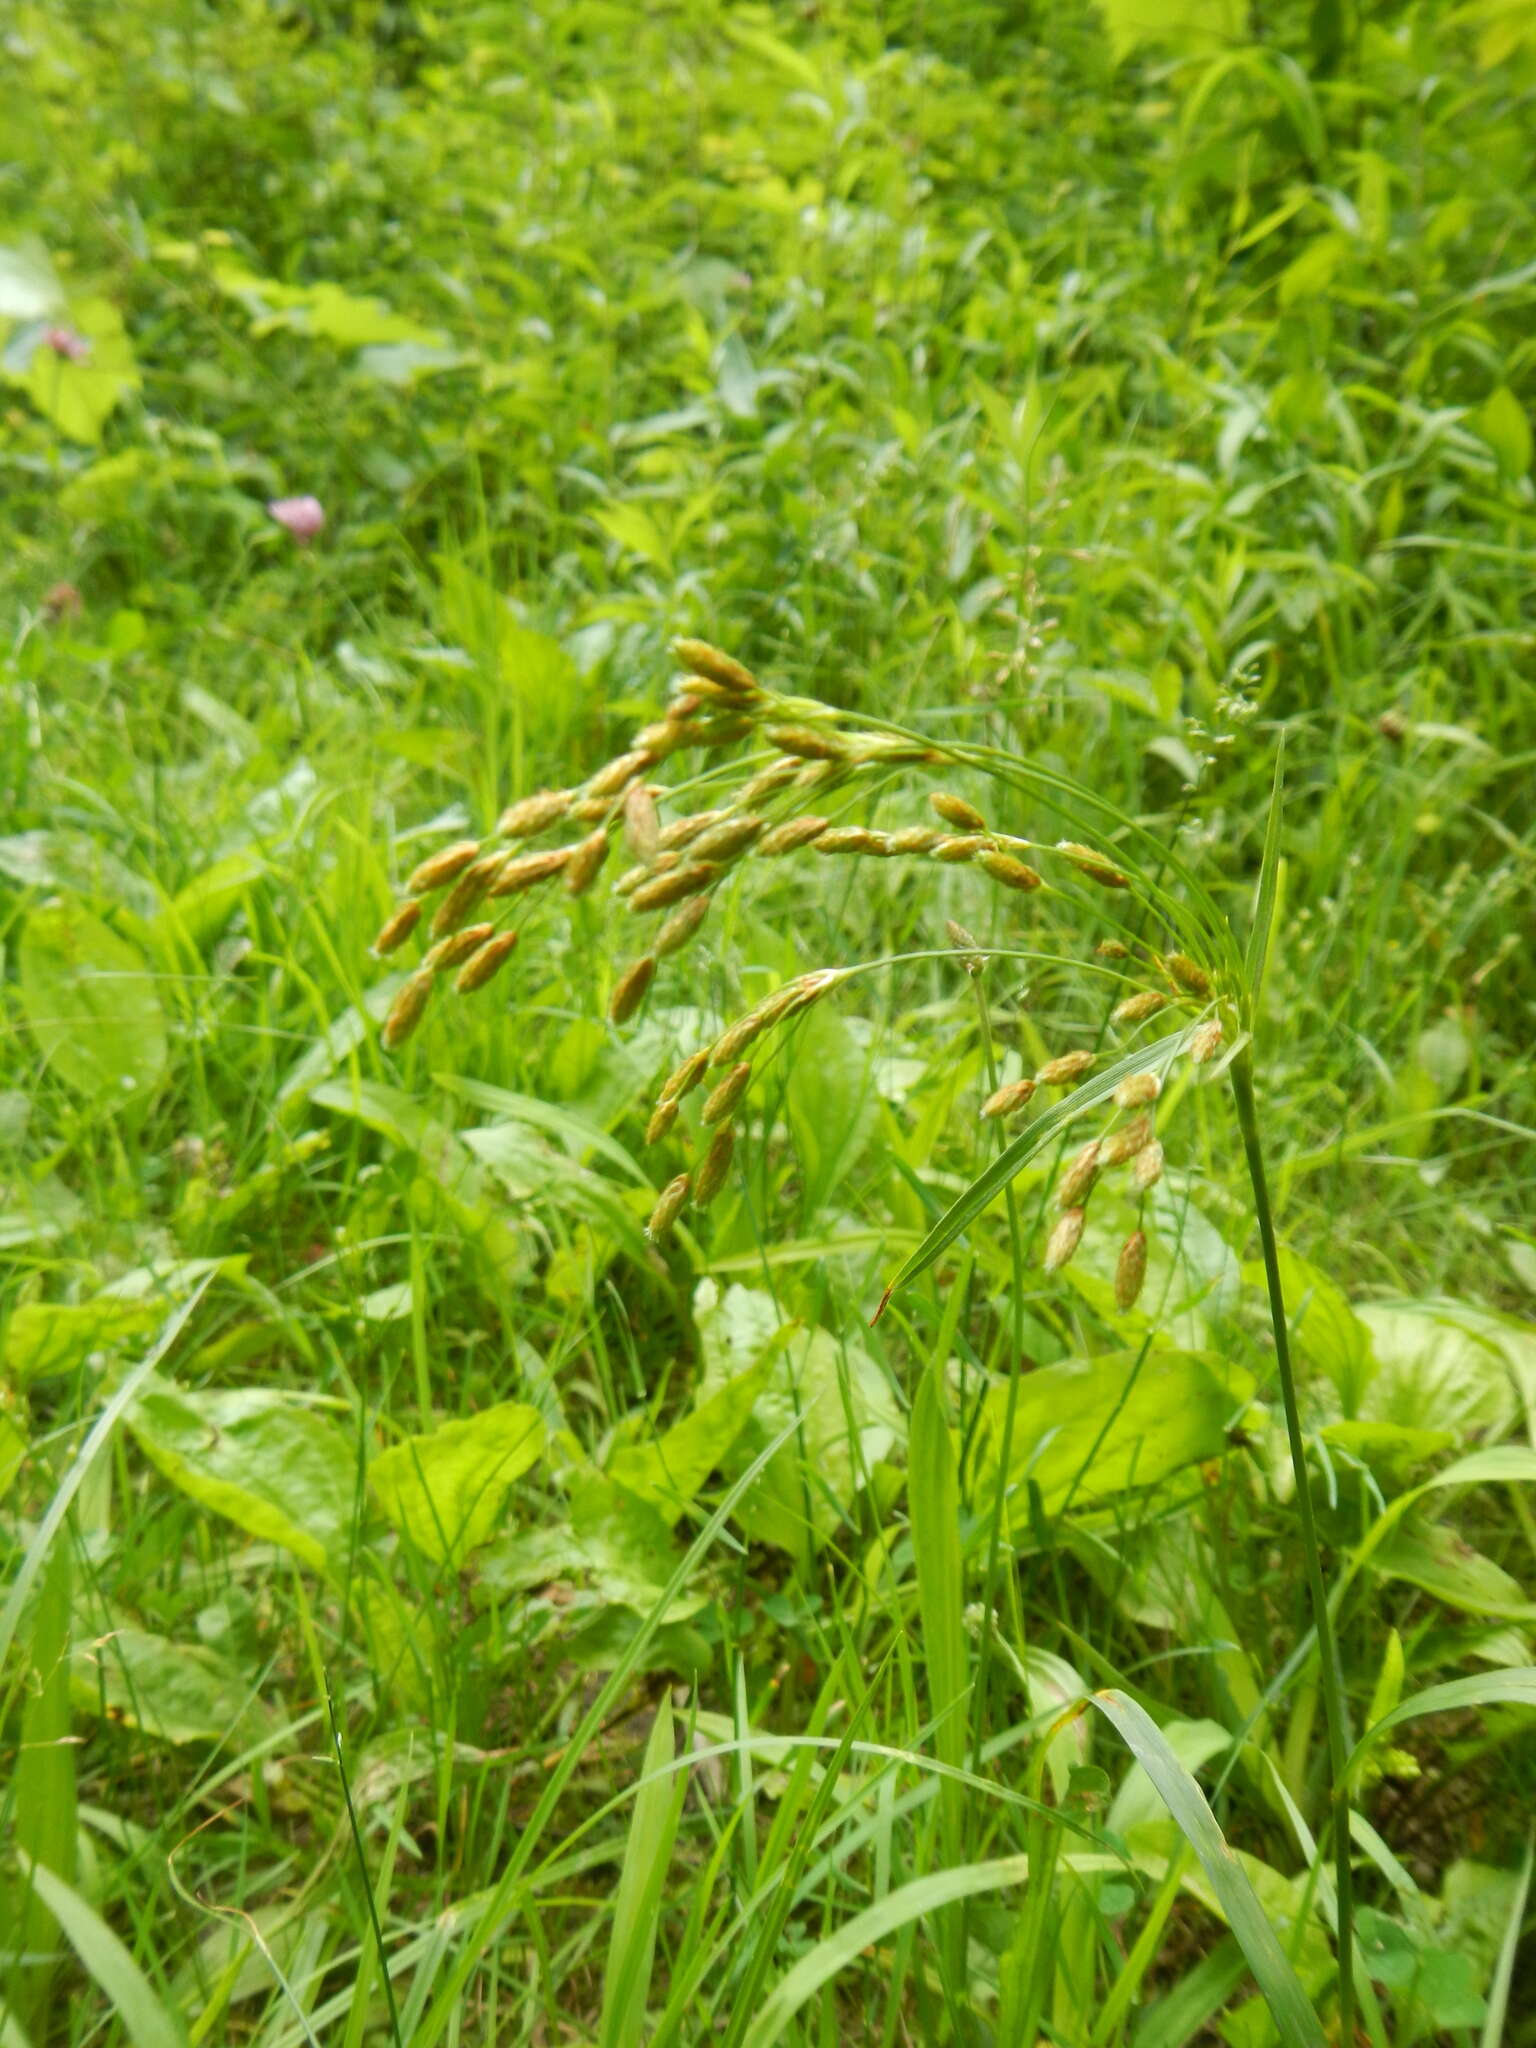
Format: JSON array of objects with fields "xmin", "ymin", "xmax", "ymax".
[
  {"xmin": 1244, "ymin": 738, "xmax": 1285, "ymax": 1012},
  {"xmin": 1345, "ymin": 1668, "xmax": 1536, "ymax": 1780},
  {"xmin": 10, "ymin": 1544, "xmax": 75, "ymax": 2029},
  {"xmin": 14, "ymin": 1858, "xmax": 186, "ymax": 2048},
  {"xmin": 600, "ymin": 1699, "xmax": 687, "ymax": 2048},
  {"xmin": 1480, "ymin": 1832, "xmax": 1533, "ymax": 2048}
]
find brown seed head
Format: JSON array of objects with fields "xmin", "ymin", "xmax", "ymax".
[
  {"xmin": 978, "ymin": 851, "xmax": 1043, "ymax": 893},
  {"xmin": 1113, "ymin": 990, "xmax": 1167, "ymax": 1025},
  {"xmin": 759, "ymin": 815, "xmax": 830, "ymax": 856},
  {"xmin": 659, "ymin": 809, "xmax": 730, "ymax": 851},
  {"xmin": 630, "ymin": 862, "xmax": 720, "ymax": 912},
  {"xmin": 655, "ymin": 893, "xmax": 712, "ymax": 958},
  {"xmin": 702, "ymin": 1063, "xmax": 752, "ymax": 1126},
  {"xmin": 982, "ymin": 1077, "xmax": 1036, "ymax": 1119},
  {"xmin": 1115, "ymin": 1230, "xmax": 1148, "ymax": 1311},
  {"xmin": 1058, "ymin": 1139, "xmax": 1101, "ymax": 1210},
  {"xmin": 1188, "ymin": 1018, "xmax": 1224, "ymax": 1065},
  {"xmin": 373, "ymin": 900, "xmax": 422, "ymax": 956},
  {"xmin": 1100, "ymin": 1112, "xmax": 1153, "ymax": 1166},
  {"xmin": 1037, "ymin": 1050, "xmax": 1095, "ymax": 1086},
  {"xmin": 498, "ymin": 790, "xmax": 572, "ymax": 840},
  {"xmin": 1165, "ymin": 953, "xmax": 1213, "ymax": 1000},
  {"xmin": 632, "ymin": 722, "xmax": 688, "ymax": 757},
  {"xmin": 489, "ymin": 847, "xmax": 572, "ymax": 897},
  {"xmin": 616, "ymin": 850, "xmax": 677, "ymax": 897},
  {"xmin": 794, "ymin": 759, "xmax": 845, "ymax": 791},
  {"xmin": 424, "ymin": 921, "xmax": 496, "ymax": 971},
  {"xmin": 565, "ymin": 829, "xmax": 610, "ymax": 897},
  {"xmin": 431, "ymin": 854, "xmax": 501, "ymax": 937},
  {"xmin": 933, "ymin": 834, "xmax": 990, "ymax": 863},
  {"xmin": 1112, "ymin": 1071, "xmax": 1162, "ymax": 1110},
  {"xmin": 672, "ymin": 638, "xmax": 758, "ymax": 694},
  {"xmin": 1056, "ymin": 841, "xmax": 1129, "ymax": 888},
  {"xmin": 1044, "ymin": 1207, "xmax": 1086, "ymax": 1273},
  {"xmin": 690, "ymin": 815, "xmax": 765, "ymax": 862},
  {"xmin": 454, "ymin": 929, "xmax": 519, "ymax": 993},
  {"xmin": 766, "ymin": 725, "xmax": 847, "ymax": 762},
  {"xmin": 623, "ymin": 783, "xmax": 661, "ymax": 862},
  {"xmin": 815, "ymin": 826, "xmax": 891, "ymax": 856},
  {"xmin": 647, "ymin": 1172, "xmax": 691, "ymax": 1240},
  {"xmin": 889, "ymin": 825, "xmax": 945, "ymax": 856},
  {"xmin": 931, "ymin": 792, "xmax": 987, "ymax": 832},
  {"xmin": 587, "ymin": 749, "xmax": 655, "ymax": 800},
  {"xmin": 406, "ymin": 840, "xmax": 482, "ymax": 896},
  {"xmin": 711, "ymin": 1009, "xmax": 770, "ymax": 1065},
  {"xmin": 739, "ymin": 760, "xmax": 802, "ymax": 805},
  {"xmin": 645, "ymin": 1099, "xmax": 680, "ymax": 1146},
  {"xmin": 1132, "ymin": 1139, "xmax": 1165, "ymax": 1191},
  {"xmin": 660, "ymin": 1047, "xmax": 712, "ymax": 1105},
  {"xmin": 382, "ymin": 968, "xmax": 435, "ymax": 1050},
  {"xmin": 610, "ymin": 955, "xmax": 656, "ymax": 1024},
  {"xmin": 693, "ymin": 1127, "xmax": 735, "ymax": 1207},
  {"xmin": 946, "ymin": 920, "xmax": 984, "ymax": 976}
]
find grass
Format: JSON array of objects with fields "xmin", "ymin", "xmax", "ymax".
[{"xmin": 2, "ymin": 0, "xmax": 1536, "ymax": 2042}]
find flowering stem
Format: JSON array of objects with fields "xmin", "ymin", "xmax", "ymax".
[{"xmin": 1229, "ymin": 1047, "xmax": 1355, "ymax": 2040}]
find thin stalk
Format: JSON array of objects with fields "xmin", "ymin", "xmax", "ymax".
[{"xmin": 1229, "ymin": 1049, "xmax": 1354, "ymax": 2040}]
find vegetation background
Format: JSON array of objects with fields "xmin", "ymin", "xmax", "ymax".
[{"xmin": 1, "ymin": 0, "xmax": 1534, "ymax": 2042}]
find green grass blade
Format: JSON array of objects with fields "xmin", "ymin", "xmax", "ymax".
[
  {"xmin": 1345, "ymin": 1667, "xmax": 1536, "ymax": 1780},
  {"xmin": 1244, "ymin": 738, "xmax": 1285, "ymax": 1013},
  {"xmin": 1089, "ymin": 1691, "xmax": 1327, "ymax": 2048},
  {"xmin": 14, "ymin": 1857, "xmax": 186, "ymax": 2048},
  {"xmin": 1479, "ymin": 1830, "xmax": 1533, "ymax": 2048},
  {"xmin": 9, "ymin": 1542, "xmax": 76, "ymax": 2029},
  {"xmin": 600, "ymin": 1696, "xmax": 687, "ymax": 2048}
]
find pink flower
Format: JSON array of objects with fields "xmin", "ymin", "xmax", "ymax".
[
  {"xmin": 44, "ymin": 325, "xmax": 92, "ymax": 364},
  {"xmin": 267, "ymin": 495, "xmax": 326, "ymax": 545}
]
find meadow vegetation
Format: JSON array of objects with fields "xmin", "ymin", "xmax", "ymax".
[{"xmin": 2, "ymin": 1, "xmax": 1535, "ymax": 2042}]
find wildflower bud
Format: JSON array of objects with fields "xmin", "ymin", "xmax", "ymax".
[
  {"xmin": 1044, "ymin": 1207, "xmax": 1086, "ymax": 1273},
  {"xmin": 565, "ymin": 829, "xmax": 610, "ymax": 897},
  {"xmin": 1037, "ymin": 1050, "xmax": 1095, "ymax": 1086},
  {"xmin": 1165, "ymin": 953, "xmax": 1213, "ymax": 1000},
  {"xmin": 373, "ymin": 900, "xmax": 422, "ymax": 955},
  {"xmin": 1056, "ymin": 841, "xmax": 1129, "ymax": 888},
  {"xmin": 1113, "ymin": 1071, "xmax": 1162, "ymax": 1110},
  {"xmin": 431, "ymin": 854, "xmax": 502, "ymax": 936},
  {"xmin": 672, "ymin": 638, "xmax": 758, "ymax": 693},
  {"xmin": 267, "ymin": 494, "xmax": 324, "ymax": 543},
  {"xmin": 982, "ymin": 1077, "xmax": 1036, "ymax": 1119},
  {"xmin": 655, "ymin": 894, "xmax": 712, "ymax": 957},
  {"xmin": 1100, "ymin": 1113, "xmax": 1153, "ymax": 1166},
  {"xmin": 693, "ymin": 1127, "xmax": 735, "ymax": 1207},
  {"xmin": 1113, "ymin": 990, "xmax": 1166, "ymax": 1025},
  {"xmin": 1115, "ymin": 1230, "xmax": 1148, "ymax": 1311},
  {"xmin": 406, "ymin": 840, "xmax": 482, "ymax": 896},
  {"xmin": 489, "ymin": 847, "xmax": 573, "ymax": 896},
  {"xmin": 630, "ymin": 862, "xmax": 720, "ymax": 911},
  {"xmin": 889, "ymin": 826, "xmax": 944, "ymax": 856},
  {"xmin": 498, "ymin": 789, "xmax": 572, "ymax": 840},
  {"xmin": 1188, "ymin": 1018, "xmax": 1224, "ymax": 1065},
  {"xmin": 645, "ymin": 1099, "xmax": 679, "ymax": 1146},
  {"xmin": 712, "ymin": 1010, "xmax": 770, "ymax": 1065},
  {"xmin": 933, "ymin": 834, "xmax": 989, "ymax": 862},
  {"xmin": 766, "ymin": 725, "xmax": 847, "ymax": 762},
  {"xmin": 659, "ymin": 809, "xmax": 730, "ymax": 851},
  {"xmin": 648, "ymin": 1173, "xmax": 691, "ymax": 1240},
  {"xmin": 382, "ymin": 968, "xmax": 435, "ymax": 1050},
  {"xmin": 978, "ymin": 851, "xmax": 1043, "ymax": 893},
  {"xmin": 623, "ymin": 783, "xmax": 661, "ymax": 862},
  {"xmin": 931, "ymin": 792, "xmax": 987, "ymax": 832},
  {"xmin": 587, "ymin": 749, "xmax": 655, "ymax": 800},
  {"xmin": 702, "ymin": 1063, "xmax": 752, "ymax": 1126},
  {"xmin": 1095, "ymin": 940, "xmax": 1130, "ymax": 960},
  {"xmin": 424, "ymin": 922, "xmax": 495, "ymax": 971},
  {"xmin": 946, "ymin": 920, "xmax": 984, "ymax": 976},
  {"xmin": 815, "ymin": 826, "xmax": 890, "ymax": 856},
  {"xmin": 759, "ymin": 815, "xmax": 830, "ymax": 856},
  {"xmin": 660, "ymin": 1047, "xmax": 711, "ymax": 1105},
  {"xmin": 454, "ymin": 930, "xmax": 519, "ymax": 993},
  {"xmin": 610, "ymin": 956, "xmax": 656, "ymax": 1024},
  {"xmin": 1132, "ymin": 1140, "xmax": 1165, "ymax": 1191},
  {"xmin": 1058, "ymin": 1139, "xmax": 1101, "ymax": 1210},
  {"xmin": 690, "ymin": 815, "xmax": 765, "ymax": 862}
]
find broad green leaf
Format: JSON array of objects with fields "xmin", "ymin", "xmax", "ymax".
[
  {"xmin": 593, "ymin": 501, "xmax": 670, "ymax": 570},
  {"xmin": 9, "ymin": 296, "xmax": 140, "ymax": 442},
  {"xmin": 3, "ymin": 1299, "xmax": 160, "ymax": 1387},
  {"xmin": 1095, "ymin": 0, "xmax": 1247, "ymax": 62},
  {"xmin": 72, "ymin": 1626, "xmax": 265, "ymax": 1745},
  {"xmin": 607, "ymin": 1352, "xmax": 776, "ymax": 1523},
  {"xmin": 18, "ymin": 900, "xmax": 167, "ymax": 1104},
  {"xmin": 1356, "ymin": 1304, "xmax": 1522, "ymax": 1441},
  {"xmin": 14, "ymin": 1858, "xmax": 185, "ymax": 2048},
  {"xmin": 0, "ymin": 831, "xmax": 157, "ymax": 914},
  {"xmin": 600, "ymin": 1699, "xmax": 686, "ymax": 2048},
  {"xmin": 128, "ymin": 1374, "xmax": 356, "ymax": 1576},
  {"xmin": 1369, "ymin": 1521, "xmax": 1536, "ymax": 1621},
  {"xmin": 370, "ymin": 1402, "xmax": 544, "ymax": 1566}
]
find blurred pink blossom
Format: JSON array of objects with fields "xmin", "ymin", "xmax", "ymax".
[
  {"xmin": 44, "ymin": 326, "xmax": 92, "ymax": 363},
  {"xmin": 267, "ymin": 495, "xmax": 326, "ymax": 545}
]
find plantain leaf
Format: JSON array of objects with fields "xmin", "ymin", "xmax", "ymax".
[
  {"xmin": 18, "ymin": 899, "xmax": 167, "ymax": 1105},
  {"xmin": 370, "ymin": 1402, "xmax": 544, "ymax": 1566}
]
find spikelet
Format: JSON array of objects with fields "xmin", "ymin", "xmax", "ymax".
[
  {"xmin": 694, "ymin": 1127, "xmax": 735, "ymax": 1207},
  {"xmin": 489, "ymin": 847, "xmax": 572, "ymax": 897},
  {"xmin": 648, "ymin": 1173, "xmax": 691, "ymax": 1240},
  {"xmin": 685, "ymin": 714, "xmax": 754, "ymax": 750},
  {"xmin": 1132, "ymin": 1140, "xmax": 1165, "ymax": 1190},
  {"xmin": 1165, "ymin": 953, "xmax": 1213, "ymax": 1000},
  {"xmin": 432, "ymin": 854, "xmax": 502, "ymax": 937},
  {"xmin": 659, "ymin": 809, "xmax": 730, "ymax": 851},
  {"xmin": 1112, "ymin": 1071, "xmax": 1162, "ymax": 1110},
  {"xmin": 702, "ymin": 1063, "xmax": 752, "ymax": 1126},
  {"xmin": 406, "ymin": 840, "xmax": 482, "ymax": 896},
  {"xmin": 1044, "ymin": 1207, "xmax": 1086, "ymax": 1272},
  {"xmin": 655, "ymin": 894, "xmax": 712, "ymax": 958},
  {"xmin": 982, "ymin": 1077, "xmax": 1036, "ymax": 1119},
  {"xmin": 1115, "ymin": 1230, "xmax": 1148, "ymax": 1310},
  {"xmin": 889, "ymin": 825, "xmax": 945, "ymax": 856},
  {"xmin": 675, "ymin": 675, "xmax": 750, "ymax": 708},
  {"xmin": 739, "ymin": 759, "xmax": 802, "ymax": 804},
  {"xmin": 373, "ymin": 900, "xmax": 422, "ymax": 955},
  {"xmin": 645, "ymin": 1099, "xmax": 679, "ymax": 1146},
  {"xmin": 632, "ymin": 722, "xmax": 689, "ymax": 757},
  {"xmin": 623, "ymin": 783, "xmax": 660, "ymax": 862},
  {"xmin": 691, "ymin": 815, "xmax": 765, "ymax": 862},
  {"xmin": 630, "ymin": 862, "xmax": 720, "ymax": 912},
  {"xmin": 1188, "ymin": 1018, "xmax": 1224, "ymax": 1064},
  {"xmin": 382, "ymin": 968, "xmax": 435, "ymax": 1050},
  {"xmin": 1112, "ymin": 990, "xmax": 1166, "ymax": 1025},
  {"xmin": 933, "ymin": 834, "xmax": 989, "ymax": 862},
  {"xmin": 454, "ymin": 929, "xmax": 519, "ymax": 993},
  {"xmin": 712, "ymin": 1008, "xmax": 770, "ymax": 1065},
  {"xmin": 1095, "ymin": 939, "xmax": 1130, "ymax": 960},
  {"xmin": 947, "ymin": 920, "xmax": 984, "ymax": 976},
  {"xmin": 759, "ymin": 815, "xmax": 830, "ymax": 856},
  {"xmin": 659, "ymin": 1047, "xmax": 711, "ymax": 1105},
  {"xmin": 1058, "ymin": 1139, "xmax": 1101, "ymax": 1209},
  {"xmin": 765, "ymin": 725, "xmax": 847, "ymax": 762},
  {"xmin": 815, "ymin": 826, "xmax": 891, "ymax": 856},
  {"xmin": 610, "ymin": 955, "xmax": 656, "ymax": 1024},
  {"xmin": 565, "ymin": 829, "xmax": 610, "ymax": 897},
  {"xmin": 587, "ymin": 749, "xmax": 655, "ymax": 800},
  {"xmin": 932, "ymin": 792, "xmax": 986, "ymax": 832},
  {"xmin": 1056, "ymin": 841, "xmax": 1129, "ymax": 888},
  {"xmin": 1037, "ymin": 1050, "xmax": 1095, "ymax": 1086},
  {"xmin": 617, "ymin": 850, "xmax": 678, "ymax": 897},
  {"xmin": 665, "ymin": 691, "xmax": 704, "ymax": 723},
  {"xmin": 1100, "ymin": 1112, "xmax": 1153, "ymax": 1166},
  {"xmin": 498, "ymin": 790, "xmax": 571, "ymax": 839},
  {"xmin": 672, "ymin": 638, "xmax": 758, "ymax": 694},
  {"xmin": 978, "ymin": 851, "xmax": 1042, "ymax": 893},
  {"xmin": 424, "ymin": 922, "xmax": 495, "ymax": 971}
]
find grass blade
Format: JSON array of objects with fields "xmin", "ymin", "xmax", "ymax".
[
  {"xmin": 600, "ymin": 1696, "xmax": 687, "ymax": 2048},
  {"xmin": 14, "ymin": 1857, "xmax": 185, "ymax": 2048},
  {"xmin": 1345, "ymin": 1666, "xmax": 1536, "ymax": 1780},
  {"xmin": 1479, "ymin": 1830, "xmax": 1533, "ymax": 2048},
  {"xmin": 1244, "ymin": 736, "xmax": 1285, "ymax": 1012}
]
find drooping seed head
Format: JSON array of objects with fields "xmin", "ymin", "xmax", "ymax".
[
  {"xmin": 933, "ymin": 834, "xmax": 990, "ymax": 863},
  {"xmin": 889, "ymin": 825, "xmax": 945, "ymax": 856},
  {"xmin": 610, "ymin": 955, "xmax": 656, "ymax": 1024},
  {"xmin": 815, "ymin": 826, "xmax": 891, "ymax": 856},
  {"xmin": 565, "ymin": 828, "xmax": 611, "ymax": 896},
  {"xmin": 655, "ymin": 893, "xmax": 712, "ymax": 958},
  {"xmin": 648, "ymin": 1172, "xmax": 691, "ymax": 1240},
  {"xmin": 1188, "ymin": 1018, "xmax": 1224, "ymax": 1065},
  {"xmin": 498, "ymin": 789, "xmax": 572, "ymax": 840},
  {"xmin": 672, "ymin": 638, "xmax": 758, "ymax": 694},
  {"xmin": 454, "ymin": 929, "xmax": 519, "ymax": 992},
  {"xmin": 702, "ymin": 1063, "xmax": 752, "ymax": 1126},
  {"xmin": 693, "ymin": 1127, "xmax": 735, "ymax": 1207},
  {"xmin": 1112, "ymin": 990, "xmax": 1167, "ymax": 1025},
  {"xmin": 645, "ymin": 1099, "xmax": 680, "ymax": 1146},
  {"xmin": 1115, "ymin": 1230, "xmax": 1148, "ymax": 1310},
  {"xmin": 623, "ymin": 783, "xmax": 661, "ymax": 862},
  {"xmin": 759, "ymin": 815, "xmax": 830, "ymax": 856},
  {"xmin": 373, "ymin": 900, "xmax": 423, "ymax": 955},
  {"xmin": 489, "ymin": 847, "xmax": 573, "ymax": 897},
  {"xmin": 1037, "ymin": 1050, "xmax": 1095, "ymax": 1086},
  {"xmin": 1165, "ymin": 953, "xmax": 1213, "ymax": 1000},
  {"xmin": 406, "ymin": 840, "xmax": 482, "ymax": 896},
  {"xmin": 424, "ymin": 921, "xmax": 495, "ymax": 971},
  {"xmin": 1058, "ymin": 1139, "xmax": 1101, "ymax": 1209},
  {"xmin": 711, "ymin": 1009, "xmax": 770, "ymax": 1065},
  {"xmin": 1044, "ymin": 1207, "xmax": 1086, "ymax": 1273},
  {"xmin": 1056, "ymin": 842, "xmax": 1129, "ymax": 889},
  {"xmin": 1100, "ymin": 1112, "xmax": 1153, "ymax": 1166},
  {"xmin": 587, "ymin": 749, "xmax": 655, "ymax": 800},
  {"xmin": 660, "ymin": 1047, "xmax": 711, "ymax": 1105},
  {"xmin": 1112, "ymin": 1071, "xmax": 1162, "ymax": 1110},
  {"xmin": 630, "ymin": 862, "xmax": 721, "ymax": 912},
  {"xmin": 690, "ymin": 815, "xmax": 765, "ymax": 862},
  {"xmin": 382, "ymin": 968, "xmax": 435, "ymax": 1050},
  {"xmin": 431, "ymin": 854, "xmax": 502, "ymax": 937},
  {"xmin": 982, "ymin": 1077, "xmax": 1036, "ymax": 1119},
  {"xmin": 1132, "ymin": 1139, "xmax": 1165, "ymax": 1190},
  {"xmin": 931, "ymin": 792, "xmax": 987, "ymax": 832},
  {"xmin": 766, "ymin": 725, "xmax": 847, "ymax": 762},
  {"xmin": 978, "ymin": 851, "xmax": 1043, "ymax": 893}
]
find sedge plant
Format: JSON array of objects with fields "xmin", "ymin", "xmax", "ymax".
[{"xmin": 375, "ymin": 635, "xmax": 1356, "ymax": 2038}]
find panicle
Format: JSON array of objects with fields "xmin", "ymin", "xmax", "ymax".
[
  {"xmin": 623, "ymin": 783, "xmax": 661, "ymax": 862},
  {"xmin": 1044, "ymin": 1207, "xmax": 1086, "ymax": 1273},
  {"xmin": 1100, "ymin": 1112, "xmax": 1153, "ymax": 1166},
  {"xmin": 659, "ymin": 809, "xmax": 729, "ymax": 851},
  {"xmin": 759, "ymin": 815, "xmax": 830, "ymax": 856},
  {"xmin": 671, "ymin": 639, "xmax": 758, "ymax": 694},
  {"xmin": 702, "ymin": 1063, "xmax": 752, "ymax": 1126},
  {"xmin": 1132, "ymin": 1139, "xmax": 1165, "ymax": 1190},
  {"xmin": 1113, "ymin": 990, "xmax": 1166, "ymax": 1024},
  {"xmin": 1113, "ymin": 1071, "xmax": 1161, "ymax": 1109},
  {"xmin": 1188, "ymin": 1018, "xmax": 1224, "ymax": 1064},
  {"xmin": 373, "ymin": 900, "xmax": 422, "ymax": 955},
  {"xmin": 977, "ymin": 851, "xmax": 1042, "ymax": 892},
  {"xmin": 407, "ymin": 840, "xmax": 482, "ymax": 896},
  {"xmin": 690, "ymin": 815, "xmax": 765, "ymax": 862},
  {"xmin": 498, "ymin": 789, "xmax": 572, "ymax": 839},
  {"xmin": 1165, "ymin": 953, "xmax": 1213, "ymax": 1000},
  {"xmin": 424, "ymin": 922, "xmax": 495, "ymax": 971},
  {"xmin": 648, "ymin": 1173, "xmax": 691, "ymax": 1240},
  {"xmin": 1037, "ymin": 1050, "xmax": 1095, "ymax": 1086},
  {"xmin": 934, "ymin": 834, "xmax": 989, "ymax": 863},
  {"xmin": 765, "ymin": 725, "xmax": 848, "ymax": 762},
  {"xmin": 489, "ymin": 847, "xmax": 572, "ymax": 896},
  {"xmin": 660, "ymin": 1047, "xmax": 712, "ymax": 1104},
  {"xmin": 946, "ymin": 920, "xmax": 984, "ymax": 976},
  {"xmin": 431, "ymin": 853, "xmax": 503, "ymax": 937},
  {"xmin": 655, "ymin": 894, "xmax": 712, "ymax": 957},
  {"xmin": 382, "ymin": 968, "xmax": 435, "ymax": 1050},
  {"xmin": 815, "ymin": 826, "xmax": 892, "ymax": 856},
  {"xmin": 586, "ymin": 749, "xmax": 655, "ymax": 799},
  {"xmin": 889, "ymin": 825, "xmax": 944, "ymax": 856},
  {"xmin": 1057, "ymin": 1139, "xmax": 1101, "ymax": 1209},
  {"xmin": 645, "ymin": 1099, "xmax": 679, "ymax": 1146},
  {"xmin": 629, "ymin": 862, "xmax": 720, "ymax": 911},
  {"xmin": 1115, "ymin": 1230, "xmax": 1148, "ymax": 1310},
  {"xmin": 610, "ymin": 955, "xmax": 656, "ymax": 1024},
  {"xmin": 982, "ymin": 1077, "xmax": 1036, "ymax": 1119},
  {"xmin": 565, "ymin": 829, "xmax": 610, "ymax": 896},
  {"xmin": 694, "ymin": 1128, "xmax": 735, "ymax": 1207},
  {"xmin": 931, "ymin": 792, "xmax": 987, "ymax": 832},
  {"xmin": 454, "ymin": 929, "xmax": 519, "ymax": 992}
]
